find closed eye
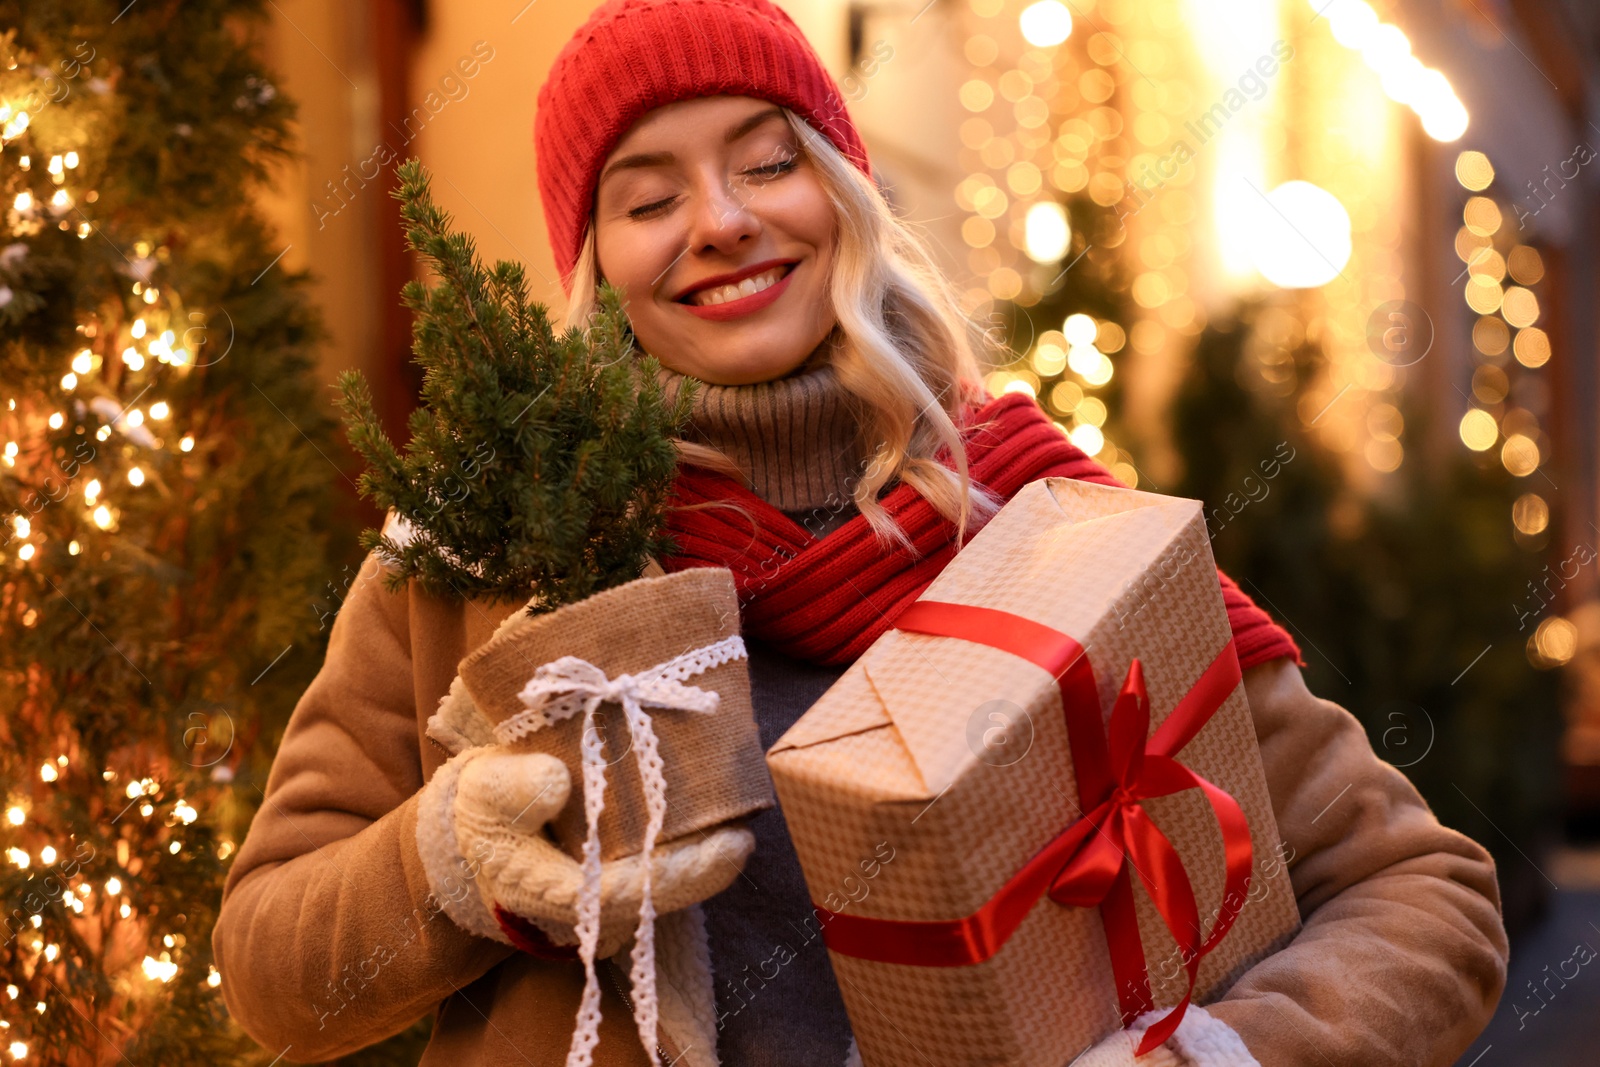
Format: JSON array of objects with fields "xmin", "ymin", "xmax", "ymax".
[
  {"xmin": 626, "ymin": 157, "xmax": 799, "ymax": 220},
  {"xmin": 746, "ymin": 157, "xmax": 798, "ymax": 181},
  {"xmin": 628, "ymin": 195, "xmax": 676, "ymax": 220}
]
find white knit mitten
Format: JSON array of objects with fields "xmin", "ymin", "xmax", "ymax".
[
  {"xmin": 415, "ymin": 743, "xmax": 755, "ymax": 957},
  {"xmin": 1069, "ymin": 1004, "xmax": 1259, "ymax": 1067}
]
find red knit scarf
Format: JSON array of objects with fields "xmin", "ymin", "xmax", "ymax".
[{"xmin": 660, "ymin": 390, "xmax": 1303, "ymax": 672}]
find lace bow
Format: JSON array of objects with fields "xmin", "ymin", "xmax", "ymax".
[{"xmin": 497, "ymin": 633, "xmax": 748, "ymax": 1067}]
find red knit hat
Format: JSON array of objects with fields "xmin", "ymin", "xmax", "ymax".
[{"xmin": 535, "ymin": 0, "xmax": 875, "ymax": 296}]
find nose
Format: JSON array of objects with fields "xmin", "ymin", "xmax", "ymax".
[{"xmin": 683, "ymin": 167, "xmax": 761, "ymax": 257}]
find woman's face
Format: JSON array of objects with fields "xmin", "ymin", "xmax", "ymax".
[{"xmin": 592, "ymin": 95, "xmax": 839, "ymax": 385}]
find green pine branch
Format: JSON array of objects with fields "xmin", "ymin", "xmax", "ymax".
[{"xmin": 336, "ymin": 158, "xmax": 696, "ymax": 610}]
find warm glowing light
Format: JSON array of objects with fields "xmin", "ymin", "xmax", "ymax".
[
  {"xmin": 127, "ymin": 467, "xmax": 145, "ymax": 487},
  {"xmin": 1513, "ymin": 328, "xmax": 1550, "ymax": 368},
  {"xmin": 1512, "ymin": 493, "xmax": 1549, "ymax": 535},
  {"xmin": 93, "ymin": 505, "xmax": 113, "ymax": 530},
  {"xmin": 1360, "ymin": 23, "xmax": 1410, "ymax": 71},
  {"xmin": 1463, "ymin": 197, "xmax": 1502, "ymax": 237},
  {"xmin": 1508, "ymin": 246, "xmax": 1545, "ymax": 285},
  {"xmin": 5, "ymin": 807, "xmax": 22, "ymax": 826},
  {"xmin": 1459, "ymin": 150, "xmax": 1491, "ymax": 189},
  {"xmin": 1249, "ymin": 181, "xmax": 1352, "ymax": 289},
  {"xmin": 1019, "ymin": 0, "xmax": 1072, "ymax": 47},
  {"xmin": 1023, "ymin": 201, "xmax": 1071, "ymax": 263},
  {"xmin": 1069, "ymin": 423, "xmax": 1104, "ymax": 455},
  {"xmin": 38, "ymin": 846, "xmax": 55, "ymax": 865},
  {"xmin": 105, "ymin": 877, "xmax": 121, "ymax": 895},
  {"xmin": 4, "ymin": 848, "xmax": 27, "ymax": 869},
  {"xmin": 1419, "ymin": 91, "xmax": 1469, "ymax": 142},
  {"xmin": 47, "ymin": 412, "xmax": 63, "ymax": 430},
  {"xmin": 1501, "ymin": 287, "xmax": 1539, "ymax": 328},
  {"xmin": 1326, "ymin": 0, "xmax": 1379, "ymax": 50},
  {"xmin": 1501, "ymin": 433, "xmax": 1539, "ymax": 476},
  {"xmin": 180, "ymin": 435, "xmax": 195, "ymax": 452},
  {"xmin": 1063, "ymin": 314, "xmax": 1098, "ymax": 347},
  {"xmin": 39, "ymin": 763, "xmax": 56, "ymax": 783},
  {"xmin": 1458, "ymin": 409, "xmax": 1497, "ymax": 451},
  {"xmin": 141, "ymin": 955, "xmax": 179, "ymax": 983},
  {"xmin": 1531, "ymin": 616, "xmax": 1577, "ymax": 667},
  {"xmin": 1031, "ymin": 343, "xmax": 1067, "ymax": 377},
  {"xmin": 149, "ymin": 401, "xmax": 170, "ymax": 420},
  {"xmin": 60, "ymin": 372, "xmax": 77, "ymax": 391},
  {"xmin": 17, "ymin": 544, "xmax": 34, "ymax": 562}
]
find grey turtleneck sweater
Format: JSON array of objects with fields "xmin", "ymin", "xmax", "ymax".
[{"xmin": 653, "ymin": 354, "xmax": 864, "ymax": 1067}]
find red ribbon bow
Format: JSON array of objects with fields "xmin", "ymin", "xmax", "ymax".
[{"xmin": 811, "ymin": 600, "xmax": 1255, "ymax": 1056}]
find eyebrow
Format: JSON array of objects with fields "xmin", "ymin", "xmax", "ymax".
[{"xmin": 597, "ymin": 105, "xmax": 789, "ymax": 190}]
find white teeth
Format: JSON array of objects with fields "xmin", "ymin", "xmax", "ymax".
[{"xmin": 689, "ymin": 266, "xmax": 788, "ymax": 306}]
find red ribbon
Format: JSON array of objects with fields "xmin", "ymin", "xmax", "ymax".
[{"xmin": 811, "ymin": 600, "xmax": 1255, "ymax": 1056}]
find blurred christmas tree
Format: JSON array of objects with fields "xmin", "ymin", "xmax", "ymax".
[
  {"xmin": 1166, "ymin": 293, "xmax": 1563, "ymax": 936},
  {"xmin": 985, "ymin": 194, "xmax": 1142, "ymax": 488},
  {"xmin": 0, "ymin": 1, "xmax": 377, "ymax": 1061}
]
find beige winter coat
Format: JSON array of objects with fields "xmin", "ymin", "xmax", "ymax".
[{"xmin": 212, "ymin": 548, "xmax": 1509, "ymax": 1065}]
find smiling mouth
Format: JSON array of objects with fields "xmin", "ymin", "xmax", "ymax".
[{"xmin": 679, "ymin": 263, "xmax": 796, "ymax": 307}]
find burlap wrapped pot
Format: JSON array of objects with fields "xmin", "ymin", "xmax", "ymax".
[{"xmin": 456, "ymin": 564, "xmax": 776, "ymax": 863}]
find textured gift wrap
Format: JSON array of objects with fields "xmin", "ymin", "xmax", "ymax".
[
  {"xmin": 458, "ymin": 565, "xmax": 776, "ymax": 862},
  {"xmin": 766, "ymin": 477, "xmax": 1301, "ymax": 1067}
]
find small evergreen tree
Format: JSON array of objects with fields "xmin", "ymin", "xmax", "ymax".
[{"xmin": 336, "ymin": 159, "xmax": 696, "ymax": 612}]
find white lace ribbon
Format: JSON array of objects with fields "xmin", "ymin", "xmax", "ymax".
[{"xmin": 499, "ymin": 633, "xmax": 748, "ymax": 1067}]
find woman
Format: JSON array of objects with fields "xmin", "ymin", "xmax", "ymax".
[{"xmin": 212, "ymin": 0, "xmax": 1509, "ymax": 1064}]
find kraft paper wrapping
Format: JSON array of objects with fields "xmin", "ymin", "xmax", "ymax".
[
  {"xmin": 766, "ymin": 478, "xmax": 1301, "ymax": 1067},
  {"xmin": 459, "ymin": 565, "xmax": 776, "ymax": 863}
]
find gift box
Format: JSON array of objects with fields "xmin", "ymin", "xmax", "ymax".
[
  {"xmin": 766, "ymin": 477, "xmax": 1301, "ymax": 1066},
  {"xmin": 458, "ymin": 564, "xmax": 776, "ymax": 863}
]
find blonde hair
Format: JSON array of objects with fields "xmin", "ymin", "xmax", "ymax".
[{"xmin": 562, "ymin": 107, "xmax": 1006, "ymax": 554}]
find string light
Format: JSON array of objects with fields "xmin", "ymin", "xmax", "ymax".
[
  {"xmin": 1312, "ymin": 0, "xmax": 1466, "ymax": 140},
  {"xmin": 140, "ymin": 955, "xmax": 178, "ymax": 983},
  {"xmin": 1529, "ymin": 616, "xmax": 1577, "ymax": 668}
]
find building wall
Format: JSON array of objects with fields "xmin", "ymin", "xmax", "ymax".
[{"xmin": 256, "ymin": 2, "xmax": 383, "ymax": 395}]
